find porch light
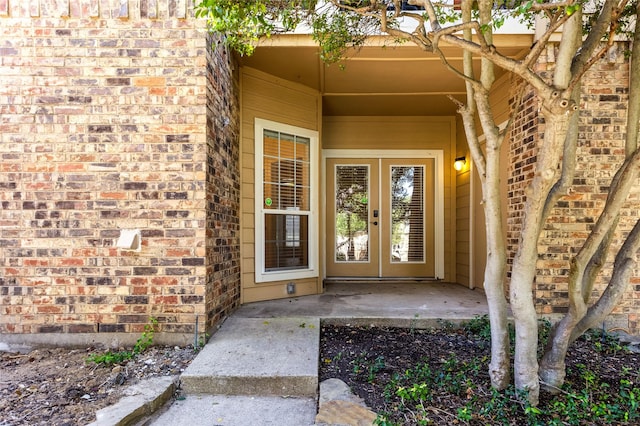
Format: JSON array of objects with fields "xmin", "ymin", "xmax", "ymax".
[{"xmin": 453, "ymin": 156, "xmax": 466, "ymax": 171}]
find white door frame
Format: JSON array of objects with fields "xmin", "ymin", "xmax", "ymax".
[{"xmin": 322, "ymin": 149, "xmax": 445, "ymax": 279}]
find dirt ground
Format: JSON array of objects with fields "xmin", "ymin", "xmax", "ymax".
[
  {"xmin": 0, "ymin": 345, "xmax": 196, "ymax": 425},
  {"xmin": 2, "ymin": 324, "xmax": 639, "ymax": 426}
]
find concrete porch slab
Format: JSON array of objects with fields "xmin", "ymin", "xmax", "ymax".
[{"xmin": 236, "ymin": 282, "xmax": 489, "ymax": 328}]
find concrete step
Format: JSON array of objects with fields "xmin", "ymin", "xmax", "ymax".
[
  {"xmin": 180, "ymin": 316, "xmax": 319, "ymax": 397},
  {"xmin": 150, "ymin": 394, "xmax": 317, "ymax": 426}
]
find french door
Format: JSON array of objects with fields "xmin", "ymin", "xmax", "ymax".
[{"xmin": 326, "ymin": 158, "xmax": 435, "ymax": 278}]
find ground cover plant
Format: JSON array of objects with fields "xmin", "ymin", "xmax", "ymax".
[
  {"xmin": 86, "ymin": 317, "xmax": 158, "ymax": 366},
  {"xmin": 319, "ymin": 317, "xmax": 640, "ymax": 425}
]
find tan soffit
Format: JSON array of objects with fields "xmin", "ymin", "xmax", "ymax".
[{"xmin": 239, "ymin": 34, "xmax": 533, "ymax": 116}]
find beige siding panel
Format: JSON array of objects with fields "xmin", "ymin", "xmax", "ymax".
[
  {"xmin": 242, "ymin": 258, "xmax": 255, "ymax": 273},
  {"xmin": 454, "ymin": 113, "xmax": 471, "ymax": 287},
  {"xmin": 243, "ymin": 278, "xmax": 319, "ymax": 304},
  {"xmin": 457, "ymin": 180, "xmax": 471, "ymax": 199},
  {"xmin": 489, "ymin": 73, "xmax": 513, "ymax": 126},
  {"xmin": 244, "ymin": 104, "xmax": 317, "ymax": 130},
  {"xmin": 240, "ymin": 66, "xmax": 321, "ymax": 304},
  {"xmin": 242, "ymin": 152, "xmax": 254, "ymax": 170},
  {"xmin": 242, "ymin": 69, "xmax": 319, "ymax": 131},
  {"xmin": 323, "ymin": 116, "xmax": 451, "ymax": 150},
  {"xmin": 242, "ymin": 227, "xmax": 254, "ymax": 244},
  {"xmin": 456, "ymin": 180, "xmax": 471, "ymax": 287},
  {"xmin": 241, "ymin": 242, "xmax": 255, "ymax": 260},
  {"xmin": 457, "ymin": 167, "xmax": 471, "ymax": 186},
  {"xmin": 241, "ymin": 193, "xmax": 255, "ymax": 213},
  {"xmin": 242, "ymin": 213, "xmax": 254, "ymax": 231}
]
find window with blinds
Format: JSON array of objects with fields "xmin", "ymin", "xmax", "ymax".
[
  {"xmin": 390, "ymin": 165, "xmax": 424, "ymax": 263},
  {"xmin": 254, "ymin": 118, "xmax": 318, "ymax": 283},
  {"xmin": 263, "ymin": 130, "xmax": 310, "ymax": 271}
]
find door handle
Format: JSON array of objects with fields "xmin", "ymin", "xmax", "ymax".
[{"xmin": 371, "ymin": 221, "xmax": 378, "ymax": 226}]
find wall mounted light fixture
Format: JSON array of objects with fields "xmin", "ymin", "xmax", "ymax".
[{"xmin": 453, "ymin": 156, "xmax": 466, "ymax": 171}]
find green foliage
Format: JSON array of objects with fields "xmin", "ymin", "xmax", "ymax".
[
  {"xmin": 463, "ymin": 315, "xmax": 556, "ymax": 354},
  {"xmin": 196, "ymin": 332, "xmax": 210, "ymax": 351},
  {"xmin": 367, "ymin": 356, "xmax": 386, "ymax": 382},
  {"xmin": 463, "ymin": 314, "xmax": 492, "ymax": 340},
  {"xmin": 377, "ymin": 354, "xmax": 640, "ymax": 426},
  {"xmin": 582, "ymin": 327, "xmax": 629, "ymax": 354},
  {"xmin": 87, "ymin": 317, "xmax": 157, "ymax": 366},
  {"xmin": 195, "ymin": 0, "xmax": 316, "ymax": 55},
  {"xmin": 86, "ymin": 350, "xmax": 137, "ymax": 366},
  {"xmin": 197, "ymin": 0, "xmax": 634, "ymax": 65},
  {"xmin": 133, "ymin": 317, "xmax": 157, "ymax": 353},
  {"xmin": 310, "ymin": 6, "xmax": 381, "ymax": 64}
]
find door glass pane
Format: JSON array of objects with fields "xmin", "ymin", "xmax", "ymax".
[
  {"xmin": 390, "ymin": 166, "xmax": 424, "ymax": 263},
  {"xmin": 335, "ymin": 165, "xmax": 369, "ymax": 262}
]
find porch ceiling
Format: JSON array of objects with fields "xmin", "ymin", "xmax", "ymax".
[{"xmin": 239, "ymin": 34, "xmax": 533, "ymax": 117}]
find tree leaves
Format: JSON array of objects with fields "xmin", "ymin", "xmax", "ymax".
[{"xmin": 195, "ymin": 0, "xmax": 316, "ymax": 55}]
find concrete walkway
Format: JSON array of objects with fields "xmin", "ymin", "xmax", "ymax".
[{"xmin": 148, "ymin": 282, "xmax": 489, "ymax": 425}]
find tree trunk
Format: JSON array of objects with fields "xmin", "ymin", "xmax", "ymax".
[
  {"xmin": 471, "ymin": 91, "xmax": 511, "ymax": 390},
  {"xmin": 482, "ymin": 165, "xmax": 510, "ymax": 390},
  {"xmin": 510, "ymin": 110, "xmax": 570, "ymax": 405}
]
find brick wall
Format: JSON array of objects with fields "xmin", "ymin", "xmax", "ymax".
[
  {"xmin": 506, "ymin": 81, "xmax": 540, "ymax": 287},
  {"xmin": 0, "ymin": 0, "xmax": 241, "ymax": 347},
  {"xmin": 507, "ymin": 42, "xmax": 640, "ymax": 332},
  {"xmin": 203, "ymin": 33, "xmax": 241, "ymax": 331}
]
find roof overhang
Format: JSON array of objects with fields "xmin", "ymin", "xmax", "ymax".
[{"xmin": 239, "ymin": 33, "xmax": 534, "ymax": 116}]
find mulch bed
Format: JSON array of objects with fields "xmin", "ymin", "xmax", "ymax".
[{"xmin": 319, "ymin": 324, "xmax": 640, "ymax": 425}]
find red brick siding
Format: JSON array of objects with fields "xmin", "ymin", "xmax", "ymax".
[
  {"xmin": 204, "ymin": 33, "xmax": 241, "ymax": 331},
  {"xmin": 0, "ymin": 0, "xmax": 241, "ymax": 341},
  {"xmin": 507, "ymin": 43, "xmax": 640, "ymax": 332}
]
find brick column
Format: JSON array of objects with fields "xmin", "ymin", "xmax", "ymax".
[{"xmin": 506, "ymin": 42, "xmax": 640, "ymax": 332}]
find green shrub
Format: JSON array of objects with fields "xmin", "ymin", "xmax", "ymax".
[{"xmin": 87, "ymin": 317, "xmax": 157, "ymax": 366}]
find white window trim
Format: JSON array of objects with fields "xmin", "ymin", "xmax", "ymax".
[{"xmin": 255, "ymin": 118, "xmax": 319, "ymax": 283}]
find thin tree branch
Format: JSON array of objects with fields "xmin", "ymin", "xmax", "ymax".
[
  {"xmin": 523, "ymin": 11, "xmax": 572, "ymax": 69},
  {"xmin": 497, "ymin": 76, "xmax": 525, "ymax": 143},
  {"xmin": 528, "ymin": 1, "xmax": 578, "ymax": 12},
  {"xmin": 567, "ymin": 0, "xmax": 619, "ymax": 89},
  {"xmin": 625, "ymin": 0, "xmax": 640, "ymax": 155},
  {"xmin": 436, "ymin": 32, "xmax": 551, "ymax": 96},
  {"xmin": 581, "ymin": 219, "xmax": 618, "ymax": 303},
  {"xmin": 554, "ymin": 7, "xmax": 582, "ymax": 90},
  {"xmin": 568, "ymin": 148, "xmax": 640, "ymax": 309}
]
